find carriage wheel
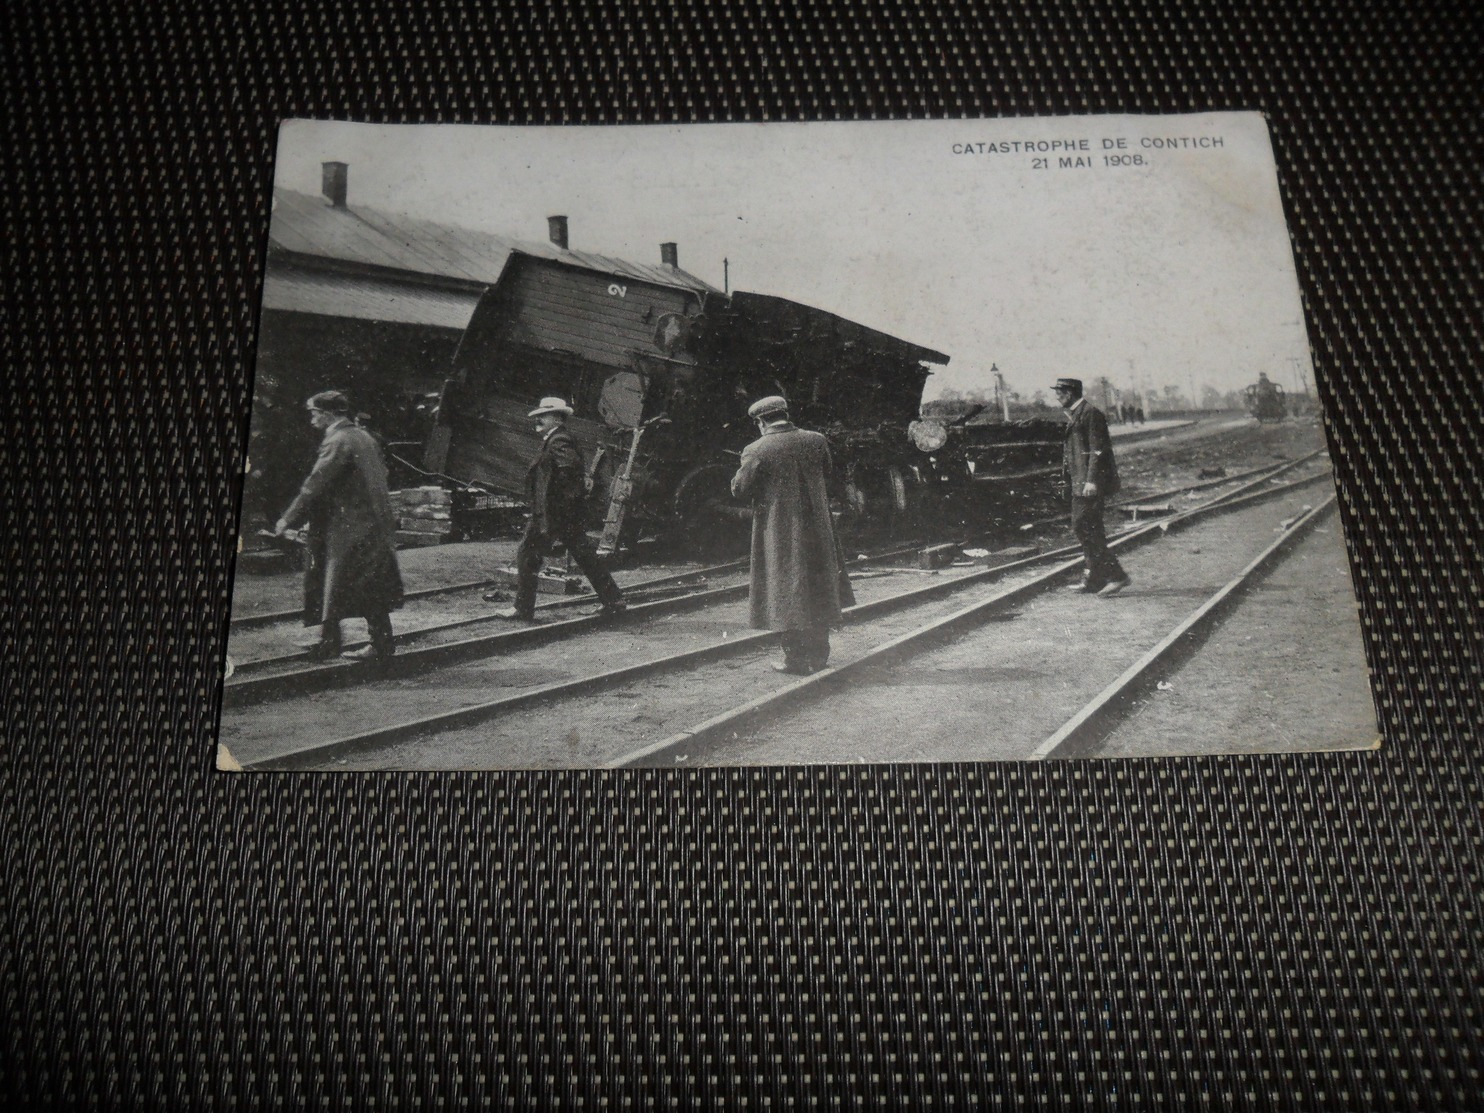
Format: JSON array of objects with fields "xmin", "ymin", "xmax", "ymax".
[
  {"xmin": 839, "ymin": 463, "xmax": 918, "ymax": 537},
  {"xmin": 671, "ymin": 463, "xmax": 753, "ymax": 558}
]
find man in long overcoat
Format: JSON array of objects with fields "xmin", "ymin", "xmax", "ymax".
[
  {"xmin": 730, "ymin": 395, "xmax": 854, "ymax": 675},
  {"xmin": 276, "ymin": 390, "xmax": 404, "ymax": 660},
  {"xmin": 490, "ymin": 396, "xmax": 624, "ymax": 622},
  {"xmin": 1053, "ymin": 376, "xmax": 1130, "ymax": 596}
]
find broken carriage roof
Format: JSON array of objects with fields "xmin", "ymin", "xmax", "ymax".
[
  {"xmin": 267, "ymin": 187, "xmax": 724, "ymax": 296},
  {"xmin": 719, "ymin": 291, "xmax": 950, "ymax": 367}
]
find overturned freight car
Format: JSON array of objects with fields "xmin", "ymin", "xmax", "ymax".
[
  {"xmin": 429, "ymin": 240, "xmax": 959, "ymax": 554},
  {"xmin": 241, "ymin": 168, "xmax": 1023, "ymax": 560}
]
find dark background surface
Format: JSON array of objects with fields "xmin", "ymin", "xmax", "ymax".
[{"xmin": 4, "ymin": 0, "xmax": 1480, "ymax": 1108}]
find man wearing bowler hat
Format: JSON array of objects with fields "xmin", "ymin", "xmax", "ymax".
[
  {"xmin": 488, "ymin": 396, "xmax": 625, "ymax": 622},
  {"xmin": 1052, "ymin": 377, "xmax": 1130, "ymax": 596},
  {"xmin": 730, "ymin": 395, "xmax": 854, "ymax": 675},
  {"xmin": 276, "ymin": 390, "xmax": 404, "ymax": 660}
]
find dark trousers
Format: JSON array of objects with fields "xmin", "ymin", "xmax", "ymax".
[
  {"xmin": 515, "ymin": 521, "xmax": 622, "ymax": 617},
  {"xmin": 780, "ymin": 625, "xmax": 831, "ymax": 671},
  {"xmin": 1070, "ymin": 496, "xmax": 1127, "ymax": 588},
  {"xmin": 319, "ymin": 612, "xmax": 394, "ymax": 653}
]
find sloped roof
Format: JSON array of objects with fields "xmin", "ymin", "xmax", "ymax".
[
  {"xmin": 261, "ymin": 267, "xmax": 480, "ymax": 330},
  {"xmin": 268, "ymin": 188, "xmax": 721, "ymax": 296}
]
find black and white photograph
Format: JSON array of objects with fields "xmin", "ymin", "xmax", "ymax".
[{"xmin": 218, "ymin": 112, "xmax": 1377, "ymax": 770}]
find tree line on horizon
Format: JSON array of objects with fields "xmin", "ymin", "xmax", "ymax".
[{"xmin": 925, "ymin": 376, "xmax": 1281, "ymax": 420}]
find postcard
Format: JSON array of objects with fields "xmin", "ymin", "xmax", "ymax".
[{"xmin": 218, "ymin": 113, "xmax": 1377, "ymax": 770}]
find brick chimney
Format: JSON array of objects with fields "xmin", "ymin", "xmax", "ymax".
[
  {"xmin": 547, "ymin": 215, "xmax": 569, "ymax": 249},
  {"xmin": 660, "ymin": 242, "xmax": 678, "ymax": 267},
  {"xmin": 322, "ymin": 161, "xmax": 348, "ymax": 208}
]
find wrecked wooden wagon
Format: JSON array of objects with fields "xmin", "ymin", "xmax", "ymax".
[
  {"xmin": 424, "ymin": 220, "xmax": 978, "ymax": 554},
  {"xmin": 246, "ymin": 164, "xmax": 1057, "ymax": 559}
]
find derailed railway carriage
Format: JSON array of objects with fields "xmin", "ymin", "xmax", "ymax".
[
  {"xmin": 246, "ymin": 164, "xmax": 997, "ymax": 557},
  {"xmin": 429, "ymin": 241, "xmax": 958, "ymax": 553}
]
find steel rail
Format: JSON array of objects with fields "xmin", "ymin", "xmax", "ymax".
[
  {"xmin": 1026, "ymin": 496, "xmax": 1338, "ymax": 760},
  {"xmin": 230, "ymin": 424, "xmax": 1312, "ymax": 633},
  {"xmin": 228, "ymin": 434, "xmax": 1323, "ymax": 673},
  {"xmin": 230, "ymin": 529, "xmax": 930, "ymax": 669},
  {"xmin": 233, "ymin": 520, "xmax": 941, "ymax": 656},
  {"xmin": 227, "ymin": 456, "xmax": 1329, "ymax": 707},
  {"xmin": 228, "ymin": 575, "xmax": 502, "ymax": 630},
  {"xmin": 223, "ymin": 580, "xmax": 746, "ymax": 705},
  {"xmin": 609, "ymin": 473, "xmax": 1334, "ymax": 768},
  {"xmin": 237, "ymin": 468, "xmax": 1332, "ymax": 770},
  {"xmin": 223, "ymin": 531, "xmax": 946, "ymax": 701},
  {"xmin": 1010, "ymin": 447, "xmax": 1326, "ymax": 536},
  {"xmin": 1108, "ymin": 446, "xmax": 1325, "ymax": 508},
  {"xmin": 228, "ymin": 556, "xmax": 741, "ymax": 632},
  {"xmin": 242, "ymin": 537, "xmax": 1128, "ymax": 770},
  {"xmin": 229, "ymin": 572, "xmax": 713, "ymax": 675},
  {"xmin": 224, "ymin": 454, "xmax": 1327, "ymax": 705}
]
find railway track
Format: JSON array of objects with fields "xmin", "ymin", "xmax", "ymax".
[
  {"xmin": 221, "ymin": 448, "xmax": 1328, "ymax": 702},
  {"xmin": 1027, "ymin": 498, "xmax": 1336, "ymax": 759},
  {"xmin": 221, "ymin": 537, "xmax": 931, "ymax": 704},
  {"xmin": 1010, "ymin": 446, "xmax": 1325, "ymax": 534},
  {"xmin": 230, "ymin": 440, "xmax": 1316, "ymax": 631},
  {"xmin": 618, "ymin": 495, "xmax": 1338, "ymax": 767},
  {"xmin": 222, "ymin": 458, "xmax": 1335, "ymax": 770}
]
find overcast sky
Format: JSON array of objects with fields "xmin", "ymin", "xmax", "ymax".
[{"xmin": 275, "ymin": 113, "xmax": 1315, "ymax": 401}]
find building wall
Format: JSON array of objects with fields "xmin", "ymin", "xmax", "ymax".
[
  {"xmin": 242, "ymin": 309, "xmax": 463, "ymax": 527},
  {"xmin": 501, "ymin": 258, "xmax": 703, "ymax": 369}
]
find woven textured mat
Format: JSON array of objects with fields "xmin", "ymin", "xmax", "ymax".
[{"xmin": 3, "ymin": 0, "xmax": 1481, "ymax": 1107}]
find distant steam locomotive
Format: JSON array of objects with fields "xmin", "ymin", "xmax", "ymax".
[{"xmin": 1245, "ymin": 372, "xmax": 1287, "ymax": 422}]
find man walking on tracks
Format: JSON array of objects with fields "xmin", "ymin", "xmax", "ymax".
[
  {"xmin": 1053, "ymin": 377, "xmax": 1131, "ymax": 597},
  {"xmin": 488, "ymin": 396, "xmax": 625, "ymax": 623},
  {"xmin": 730, "ymin": 396, "xmax": 854, "ymax": 675},
  {"xmin": 276, "ymin": 390, "xmax": 404, "ymax": 660}
]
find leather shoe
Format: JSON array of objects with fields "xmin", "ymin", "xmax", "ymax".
[
  {"xmin": 342, "ymin": 644, "xmax": 393, "ymax": 662},
  {"xmin": 598, "ymin": 601, "xmax": 627, "ymax": 619},
  {"xmin": 481, "ymin": 590, "xmax": 510, "ymax": 603},
  {"xmin": 303, "ymin": 641, "xmax": 342, "ymax": 662},
  {"xmin": 493, "ymin": 608, "xmax": 538, "ymax": 623},
  {"xmin": 771, "ymin": 661, "xmax": 813, "ymax": 676},
  {"xmin": 1096, "ymin": 575, "xmax": 1131, "ymax": 597}
]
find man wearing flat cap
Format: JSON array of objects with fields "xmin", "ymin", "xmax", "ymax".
[
  {"xmin": 730, "ymin": 396, "xmax": 854, "ymax": 675},
  {"xmin": 276, "ymin": 390, "xmax": 404, "ymax": 660},
  {"xmin": 491, "ymin": 396, "xmax": 624, "ymax": 622},
  {"xmin": 1052, "ymin": 377, "xmax": 1130, "ymax": 597}
]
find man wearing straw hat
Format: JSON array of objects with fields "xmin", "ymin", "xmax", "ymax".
[{"xmin": 492, "ymin": 396, "xmax": 625, "ymax": 623}]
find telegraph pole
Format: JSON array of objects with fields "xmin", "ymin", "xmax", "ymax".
[
  {"xmin": 991, "ymin": 364, "xmax": 1010, "ymax": 422},
  {"xmin": 1289, "ymin": 356, "xmax": 1308, "ymax": 396}
]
